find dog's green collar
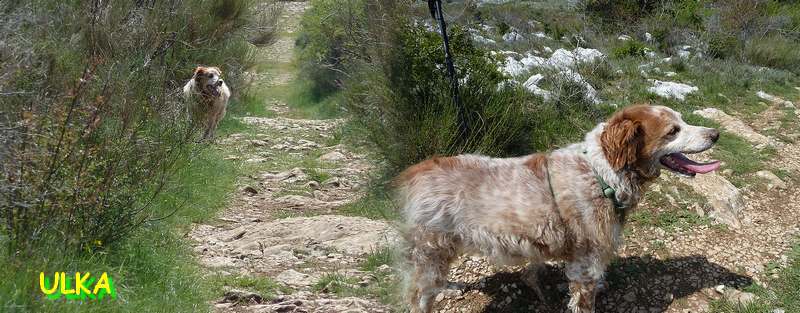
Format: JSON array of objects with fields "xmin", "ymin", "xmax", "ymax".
[{"xmin": 583, "ymin": 149, "xmax": 626, "ymax": 213}]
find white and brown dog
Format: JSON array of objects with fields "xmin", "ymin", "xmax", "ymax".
[
  {"xmin": 183, "ymin": 66, "xmax": 230, "ymax": 140},
  {"xmin": 397, "ymin": 105, "xmax": 721, "ymax": 313}
]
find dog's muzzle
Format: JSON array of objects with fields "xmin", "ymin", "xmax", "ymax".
[{"xmin": 204, "ymin": 81, "xmax": 222, "ymax": 97}]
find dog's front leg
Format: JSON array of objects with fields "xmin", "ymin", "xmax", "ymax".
[{"xmin": 565, "ymin": 257, "xmax": 606, "ymax": 313}]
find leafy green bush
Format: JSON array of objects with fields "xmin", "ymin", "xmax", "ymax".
[
  {"xmin": 297, "ymin": 0, "xmax": 608, "ymax": 175},
  {"xmin": 706, "ymin": 32, "xmax": 742, "ymax": 59}
]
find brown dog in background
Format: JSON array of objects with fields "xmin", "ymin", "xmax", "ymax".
[{"xmin": 183, "ymin": 66, "xmax": 231, "ymax": 140}]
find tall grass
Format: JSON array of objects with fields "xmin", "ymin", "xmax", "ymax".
[
  {"xmin": 745, "ymin": 35, "xmax": 800, "ymax": 74},
  {"xmin": 0, "ymin": 146, "xmax": 241, "ymax": 312}
]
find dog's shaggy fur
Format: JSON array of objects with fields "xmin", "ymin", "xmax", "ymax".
[
  {"xmin": 397, "ymin": 105, "xmax": 721, "ymax": 313},
  {"xmin": 183, "ymin": 66, "xmax": 231, "ymax": 140}
]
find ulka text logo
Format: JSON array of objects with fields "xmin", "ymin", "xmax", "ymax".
[{"xmin": 39, "ymin": 272, "xmax": 116, "ymax": 301}]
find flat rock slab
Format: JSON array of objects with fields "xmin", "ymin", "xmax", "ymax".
[
  {"xmin": 192, "ymin": 215, "xmax": 399, "ymax": 272},
  {"xmin": 649, "ymin": 80, "xmax": 698, "ymax": 101},
  {"xmin": 755, "ymin": 170, "xmax": 787, "ymax": 190},
  {"xmin": 275, "ymin": 269, "xmax": 319, "ymax": 287},
  {"xmin": 678, "ymin": 172, "xmax": 743, "ymax": 228},
  {"xmin": 694, "ymin": 108, "xmax": 779, "ymax": 147},
  {"xmin": 756, "ymin": 91, "xmax": 794, "ymax": 109}
]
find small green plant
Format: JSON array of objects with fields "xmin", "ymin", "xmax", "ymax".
[
  {"xmin": 306, "ymin": 168, "xmax": 332, "ymax": 184},
  {"xmin": 314, "ymin": 267, "xmax": 400, "ymax": 306},
  {"xmin": 361, "ymin": 247, "xmax": 396, "ymax": 272},
  {"xmin": 497, "ymin": 22, "xmax": 510, "ymax": 35},
  {"xmin": 773, "ymin": 169, "xmax": 792, "ymax": 181},
  {"xmin": 612, "ymin": 40, "xmax": 649, "ymax": 58},
  {"xmin": 668, "ymin": 57, "xmax": 687, "ymax": 73},
  {"xmin": 650, "ymin": 239, "xmax": 667, "ymax": 252},
  {"xmin": 313, "ymin": 274, "xmax": 361, "ymax": 295}
]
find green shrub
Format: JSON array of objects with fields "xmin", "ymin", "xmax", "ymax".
[
  {"xmin": 247, "ymin": 1, "xmax": 284, "ymax": 46},
  {"xmin": 706, "ymin": 32, "xmax": 742, "ymax": 59},
  {"xmin": 296, "ymin": 0, "xmax": 367, "ymax": 99},
  {"xmin": 497, "ymin": 21, "xmax": 510, "ymax": 35},
  {"xmin": 345, "ymin": 19, "xmax": 535, "ymax": 173},
  {"xmin": 297, "ymin": 0, "xmax": 608, "ymax": 174},
  {"xmin": 540, "ymin": 12, "xmax": 582, "ymax": 41},
  {"xmin": 671, "ymin": 0, "xmax": 704, "ymax": 28},
  {"xmin": 580, "ymin": 0, "xmax": 661, "ymax": 23},
  {"xmin": 612, "ymin": 40, "xmax": 650, "ymax": 58},
  {"xmin": 525, "ymin": 73, "xmax": 608, "ymax": 150},
  {"xmin": 669, "ymin": 57, "xmax": 688, "ymax": 72}
]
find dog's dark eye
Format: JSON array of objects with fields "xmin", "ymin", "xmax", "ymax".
[{"xmin": 667, "ymin": 126, "xmax": 680, "ymax": 136}]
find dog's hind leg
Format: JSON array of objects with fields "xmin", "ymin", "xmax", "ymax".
[
  {"xmin": 522, "ymin": 262, "xmax": 547, "ymax": 302},
  {"xmin": 407, "ymin": 230, "xmax": 459, "ymax": 313}
]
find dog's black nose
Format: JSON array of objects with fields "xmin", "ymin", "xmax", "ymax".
[{"xmin": 709, "ymin": 129, "xmax": 720, "ymax": 143}]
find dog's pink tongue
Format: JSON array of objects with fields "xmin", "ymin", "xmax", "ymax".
[{"xmin": 670, "ymin": 153, "xmax": 721, "ymax": 174}]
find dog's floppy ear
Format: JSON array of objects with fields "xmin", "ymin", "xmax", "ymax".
[
  {"xmin": 601, "ymin": 115, "xmax": 643, "ymax": 171},
  {"xmin": 194, "ymin": 66, "xmax": 205, "ymax": 77}
]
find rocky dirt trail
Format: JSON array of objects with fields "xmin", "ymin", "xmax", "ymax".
[{"xmin": 190, "ymin": 2, "xmax": 396, "ymax": 312}]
